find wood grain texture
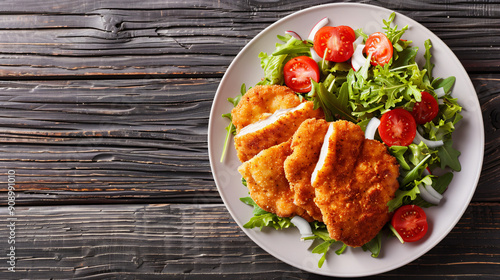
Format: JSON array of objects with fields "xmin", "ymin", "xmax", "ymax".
[
  {"xmin": 0, "ymin": 0, "xmax": 497, "ymax": 77},
  {"xmin": 0, "ymin": 203, "xmax": 498, "ymax": 280},
  {"xmin": 0, "ymin": 75, "xmax": 496, "ymax": 205},
  {"xmin": 0, "ymin": 78, "xmax": 219, "ymax": 205},
  {"xmin": 0, "ymin": 0, "xmax": 497, "ymax": 279}
]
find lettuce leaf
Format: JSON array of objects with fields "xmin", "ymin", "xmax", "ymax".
[
  {"xmin": 438, "ymin": 139, "xmax": 462, "ymax": 171},
  {"xmin": 423, "ymin": 39, "xmax": 434, "ymax": 82},
  {"xmin": 389, "ymin": 146, "xmax": 410, "ymax": 170},
  {"xmin": 309, "ymin": 79, "xmax": 355, "ymax": 122},
  {"xmin": 387, "ymin": 184, "xmax": 420, "ymax": 212},
  {"xmin": 240, "ymin": 197, "xmax": 293, "ymax": 230}
]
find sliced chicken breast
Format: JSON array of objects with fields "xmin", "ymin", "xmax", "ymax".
[
  {"xmin": 238, "ymin": 139, "xmax": 312, "ymax": 220},
  {"xmin": 284, "ymin": 118, "xmax": 329, "ymax": 222},
  {"xmin": 231, "ymin": 85, "xmax": 301, "ymax": 134},
  {"xmin": 234, "ymin": 101, "xmax": 323, "ymax": 162},
  {"xmin": 311, "ymin": 120, "xmax": 399, "ymax": 247}
]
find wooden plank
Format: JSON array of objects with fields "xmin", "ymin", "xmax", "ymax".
[
  {"xmin": 0, "ymin": 78, "xmax": 219, "ymax": 204},
  {"xmin": 0, "ymin": 203, "xmax": 498, "ymax": 279},
  {"xmin": 0, "ymin": 0, "xmax": 496, "ymax": 77},
  {"xmin": 0, "ymin": 74, "xmax": 497, "ymax": 205}
]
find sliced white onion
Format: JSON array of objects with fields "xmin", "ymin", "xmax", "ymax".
[
  {"xmin": 435, "ymin": 87, "xmax": 446, "ymax": 98},
  {"xmin": 285, "ymin": 30, "xmax": 302, "ymax": 41},
  {"xmin": 308, "ymin": 17, "xmax": 329, "ymax": 62},
  {"xmin": 353, "ymin": 36, "xmax": 364, "ymax": 49},
  {"xmin": 438, "ymin": 99, "xmax": 445, "ymax": 105},
  {"xmin": 364, "ymin": 117, "xmax": 380, "ymax": 139},
  {"xmin": 418, "ymin": 184, "xmax": 441, "ymax": 205},
  {"xmin": 413, "ymin": 129, "xmax": 444, "ymax": 148},
  {"xmin": 424, "ymin": 184, "xmax": 443, "ymax": 201},
  {"xmin": 291, "ymin": 216, "xmax": 314, "ymax": 239},
  {"xmin": 351, "ymin": 43, "xmax": 367, "ymax": 72},
  {"xmin": 308, "ymin": 17, "xmax": 329, "ymax": 40}
]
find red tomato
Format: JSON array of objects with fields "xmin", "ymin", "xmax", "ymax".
[
  {"xmin": 391, "ymin": 205, "xmax": 428, "ymax": 242},
  {"xmin": 364, "ymin": 32, "xmax": 393, "ymax": 66},
  {"xmin": 378, "ymin": 108, "xmax": 416, "ymax": 146},
  {"xmin": 283, "ymin": 56, "xmax": 320, "ymax": 93},
  {"xmin": 313, "ymin": 25, "xmax": 356, "ymax": 62},
  {"xmin": 411, "ymin": 91, "xmax": 439, "ymax": 124}
]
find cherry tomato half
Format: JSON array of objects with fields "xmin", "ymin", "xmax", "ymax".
[
  {"xmin": 378, "ymin": 108, "xmax": 416, "ymax": 147},
  {"xmin": 313, "ymin": 25, "xmax": 356, "ymax": 62},
  {"xmin": 391, "ymin": 205, "xmax": 428, "ymax": 242},
  {"xmin": 283, "ymin": 56, "xmax": 320, "ymax": 93},
  {"xmin": 364, "ymin": 32, "xmax": 393, "ymax": 66},
  {"xmin": 411, "ymin": 91, "xmax": 439, "ymax": 124}
]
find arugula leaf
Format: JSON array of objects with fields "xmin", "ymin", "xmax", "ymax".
[
  {"xmin": 335, "ymin": 243, "xmax": 348, "ymax": 255},
  {"xmin": 220, "ymin": 84, "xmax": 246, "ymax": 162},
  {"xmin": 383, "ymin": 12, "xmax": 409, "ymax": 44},
  {"xmin": 423, "ymin": 39, "xmax": 434, "ymax": 82},
  {"xmin": 361, "ymin": 232, "xmax": 382, "ymax": 257},
  {"xmin": 354, "ymin": 28, "xmax": 368, "ymax": 40},
  {"xmin": 387, "ymin": 184, "xmax": 420, "ymax": 212},
  {"xmin": 438, "ymin": 139, "xmax": 461, "ymax": 171},
  {"xmin": 391, "ymin": 46, "xmax": 418, "ymax": 69},
  {"xmin": 389, "ymin": 224, "xmax": 405, "ymax": 243},
  {"xmin": 382, "ymin": 12, "xmax": 409, "ymax": 60},
  {"xmin": 240, "ymin": 196, "xmax": 267, "ymax": 216},
  {"xmin": 389, "ymin": 146, "xmax": 411, "ymax": 170},
  {"xmin": 401, "ymin": 154, "xmax": 431, "ymax": 186},
  {"xmin": 309, "ymin": 221, "xmax": 332, "ymax": 241},
  {"xmin": 312, "ymin": 240, "xmax": 336, "ymax": 268},
  {"xmin": 240, "ymin": 197, "xmax": 293, "ymax": 230},
  {"xmin": 432, "ymin": 76, "xmax": 456, "ymax": 94},
  {"xmin": 310, "ymin": 79, "xmax": 355, "ymax": 122},
  {"xmin": 432, "ymin": 172, "xmax": 453, "ymax": 194}
]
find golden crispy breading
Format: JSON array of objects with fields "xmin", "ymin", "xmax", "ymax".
[
  {"xmin": 238, "ymin": 139, "xmax": 312, "ymax": 220},
  {"xmin": 284, "ymin": 118, "xmax": 329, "ymax": 222},
  {"xmin": 337, "ymin": 140, "xmax": 400, "ymax": 247},
  {"xmin": 231, "ymin": 85, "xmax": 301, "ymax": 134},
  {"xmin": 234, "ymin": 101, "xmax": 324, "ymax": 162},
  {"xmin": 312, "ymin": 120, "xmax": 399, "ymax": 247}
]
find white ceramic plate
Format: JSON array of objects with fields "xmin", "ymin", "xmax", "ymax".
[{"xmin": 208, "ymin": 3, "xmax": 484, "ymax": 277}]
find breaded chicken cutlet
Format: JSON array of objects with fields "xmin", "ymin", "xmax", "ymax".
[
  {"xmin": 232, "ymin": 85, "xmax": 323, "ymax": 162},
  {"xmin": 238, "ymin": 139, "xmax": 312, "ymax": 221},
  {"xmin": 231, "ymin": 85, "xmax": 302, "ymax": 134},
  {"xmin": 284, "ymin": 118, "xmax": 329, "ymax": 222},
  {"xmin": 311, "ymin": 120, "xmax": 399, "ymax": 247},
  {"xmin": 231, "ymin": 85, "xmax": 399, "ymax": 248}
]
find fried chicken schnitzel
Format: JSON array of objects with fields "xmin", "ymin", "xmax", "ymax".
[
  {"xmin": 231, "ymin": 85, "xmax": 399, "ymax": 248},
  {"xmin": 311, "ymin": 120, "xmax": 399, "ymax": 247},
  {"xmin": 234, "ymin": 101, "xmax": 323, "ymax": 162},
  {"xmin": 238, "ymin": 139, "xmax": 312, "ymax": 220},
  {"xmin": 284, "ymin": 118, "xmax": 329, "ymax": 222},
  {"xmin": 231, "ymin": 85, "xmax": 302, "ymax": 134}
]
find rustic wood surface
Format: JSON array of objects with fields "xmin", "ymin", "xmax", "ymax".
[{"xmin": 0, "ymin": 0, "xmax": 498, "ymax": 279}]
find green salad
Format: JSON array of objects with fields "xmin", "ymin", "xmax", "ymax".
[{"xmin": 221, "ymin": 13, "xmax": 462, "ymax": 267}]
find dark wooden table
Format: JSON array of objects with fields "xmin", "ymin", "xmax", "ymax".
[{"xmin": 0, "ymin": 0, "xmax": 498, "ymax": 279}]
